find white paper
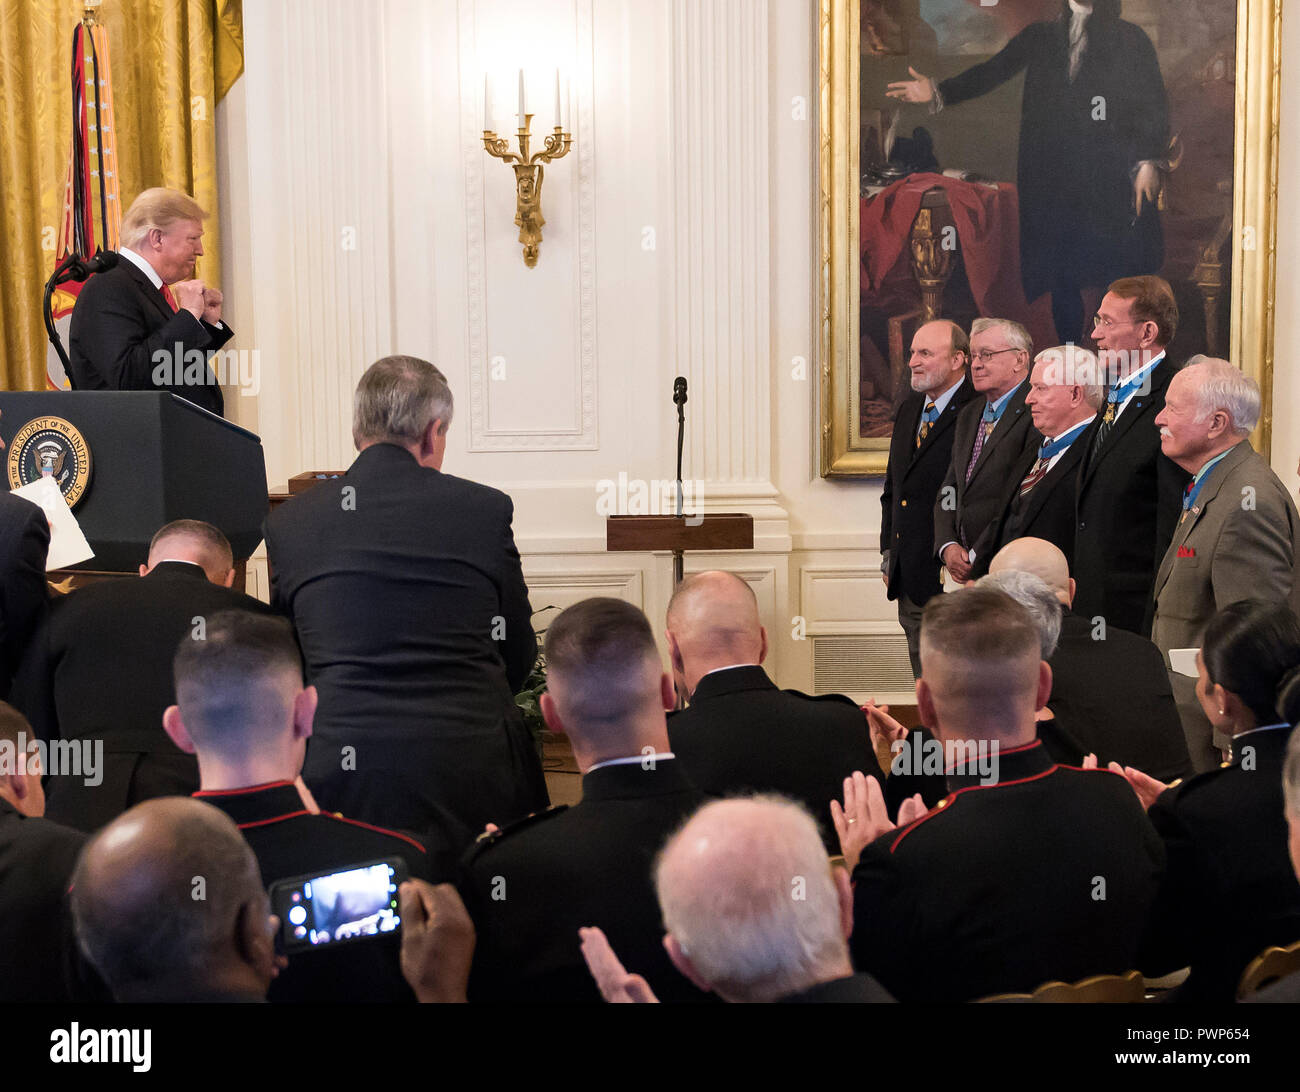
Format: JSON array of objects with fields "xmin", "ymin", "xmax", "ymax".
[
  {"xmin": 10, "ymin": 476, "xmax": 95, "ymax": 570},
  {"xmin": 1168, "ymin": 648, "xmax": 1200, "ymax": 678}
]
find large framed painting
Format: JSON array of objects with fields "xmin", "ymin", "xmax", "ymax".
[{"xmin": 819, "ymin": 0, "xmax": 1281, "ymax": 477}]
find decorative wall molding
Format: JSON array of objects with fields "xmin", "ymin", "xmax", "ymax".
[
  {"xmin": 459, "ymin": 0, "xmax": 599, "ymax": 451},
  {"xmin": 669, "ymin": 0, "xmax": 773, "ymax": 487}
]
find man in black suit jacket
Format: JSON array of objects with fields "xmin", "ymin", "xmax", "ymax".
[
  {"xmin": 663, "ymin": 570, "xmax": 883, "ymax": 848},
  {"xmin": 976, "ymin": 345, "xmax": 1101, "ymax": 578},
  {"xmin": 839, "ymin": 586, "xmax": 1163, "ymax": 1003},
  {"xmin": 11, "ymin": 520, "xmax": 270, "ymax": 831},
  {"xmin": 0, "ymin": 702, "xmax": 86, "ymax": 1002},
  {"xmin": 0, "ymin": 487, "xmax": 49, "ymax": 700},
  {"xmin": 69, "ymin": 188, "xmax": 231, "ymax": 416},
  {"xmin": 461, "ymin": 598, "xmax": 709, "ymax": 1003},
  {"xmin": 988, "ymin": 538, "xmax": 1191, "ymax": 782},
  {"xmin": 933, "ymin": 318, "xmax": 1040, "ymax": 588},
  {"xmin": 264, "ymin": 356, "xmax": 545, "ymax": 836},
  {"xmin": 580, "ymin": 797, "xmax": 894, "ymax": 1003},
  {"xmin": 881, "ymin": 319, "xmax": 976, "ymax": 675},
  {"xmin": 162, "ymin": 609, "xmax": 468, "ymax": 1003},
  {"xmin": 1073, "ymin": 276, "xmax": 1189, "ymax": 635}
]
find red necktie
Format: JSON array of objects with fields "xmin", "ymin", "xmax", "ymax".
[{"xmin": 160, "ymin": 283, "xmax": 178, "ymax": 312}]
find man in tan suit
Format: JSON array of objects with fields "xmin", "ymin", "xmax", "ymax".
[{"xmin": 1151, "ymin": 357, "xmax": 1300, "ymax": 770}]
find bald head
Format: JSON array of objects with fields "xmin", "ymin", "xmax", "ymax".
[
  {"xmin": 665, "ymin": 572, "xmax": 767, "ymax": 697},
  {"xmin": 71, "ymin": 798, "xmax": 273, "ymax": 1001},
  {"xmin": 655, "ymin": 796, "xmax": 853, "ymax": 1003},
  {"xmin": 989, "ymin": 538, "xmax": 1073, "ymax": 606}
]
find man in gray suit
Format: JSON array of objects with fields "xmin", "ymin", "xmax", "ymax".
[{"xmin": 1151, "ymin": 358, "xmax": 1300, "ymax": 770}]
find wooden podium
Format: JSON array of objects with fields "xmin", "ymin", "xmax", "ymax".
[{"xmin": 605, "ymin": 513, "xmax": 754, "ymax": 586}]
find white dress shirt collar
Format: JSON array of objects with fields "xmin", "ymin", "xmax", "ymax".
[{"xmin": 119, "ymin": 245, "xmax": 164, "ymax": 290}]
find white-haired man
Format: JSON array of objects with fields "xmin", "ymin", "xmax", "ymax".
[
  {"xmin": 974, "ymin": 344, "xmax": 1101, "ymax": 578},
  {"xmin": 579, "ymin": 795, "xmax": 894, "ymax": 1003},
  {"xmin": 1152, "ymin": 357, "xmax": 1300, "ymax": 765},
  {"xmin": 69, "ymin": 187, "xmax": 231, "ymax": 416}
]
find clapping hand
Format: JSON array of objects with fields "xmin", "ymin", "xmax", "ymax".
[
  {"xmin": 863, "ymin": 700, "xmax": 908, "ymax": 775},
  {"xmin": 1082, "ymin": 753, "xmax": 1169, "ymax": 810},
  {"xmin": 830, "ymin": 771, "xmax": 926, "ymax": 873},
  {"xmin": 579, "ymin": 926, "xmax": 659, "ymax": 1003}
]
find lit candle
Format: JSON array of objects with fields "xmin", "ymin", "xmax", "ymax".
[
  {"xmin": 554, "ymin": 69, "xmax": 561, "ymax": 129},
  {"xmin": 483, "ymin": 73, "xmax": 490, "ymax": 130},
  {"xmin": 517, "ymin": 69, "xmax": 525, "ymax": 128}
]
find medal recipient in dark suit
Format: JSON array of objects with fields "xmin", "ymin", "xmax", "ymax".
[
  {"xmin": 264, "ymin": 356, "xmax": 545, "ymax": 836},
  {"xmin": 69, "ymin": 187, "xmax": 231, "ymax": 417},
  {"xmin": 976, "ymin": 344, "xmax": 1101, "ymax": 577},
  {"xmin": 460, "ymin": 598, "xmax": 708, "ymax": 1003},
  {"xmin": 1151, "ymin": 359, "xmax": 1300, "ymax": 769},
  {"xmin": 933, "ymin": 318, "xmax": 1040, "ymax": 592},
  {"xmin": 1073, "ymin": 275, "xmax": 1189, "ymax": 636},
  {"xmin": 881, "ymin": 319, "xmax": 976, "ymax": 676},
  {"xmin": 663, "ymin": 570, "xmax": 884, "ymax": 848}
]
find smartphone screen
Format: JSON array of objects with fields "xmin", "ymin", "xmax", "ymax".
[{"xmin": 269, "ymin": 859, "xmax": 407, "ymax": 953}]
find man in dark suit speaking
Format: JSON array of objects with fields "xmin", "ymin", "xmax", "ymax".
[
  {"xmin": 69, "ymin": 187, "xmax": 231, "ymax": 416},
  {"xmin": 264, "ymin": 356, "xmax": 547, "ymax": 836}
]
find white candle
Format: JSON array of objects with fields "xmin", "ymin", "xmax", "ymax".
[
  {"xmin": 554, "ymin": 69, "xmax": 561, "ymax": 129},
  {"xmin": 517, "ymin": 69, "xmax": 525, "ymax": 127},
  {"xmin": 483, "ymin": 73, "xmax": 490, "ymax": 130}
]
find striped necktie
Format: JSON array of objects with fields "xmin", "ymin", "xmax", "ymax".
[
  {"xmin": 916, "ymin": 401, "xmax": 938, "ymax": 449},
  {"xmin": 1018, "ymin": 456, "xmax": 1050, "ymax": 498},
  {"xmin": 965, "ymin": 405, "xmax": 996, "ymax": 484}
]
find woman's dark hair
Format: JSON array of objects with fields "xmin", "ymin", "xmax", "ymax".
[{"xmin": 1201, "ymin": 601, "xmax": 1300, "ymax": 725}]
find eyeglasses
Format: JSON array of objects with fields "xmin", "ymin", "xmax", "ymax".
[
  {"xmin": 1092, "ymin": 314, "xmax": 1137, "ymax": 329},
  {"xmin": 972, "ymin": 347, "xmax": 1020, "ymax": 364}
]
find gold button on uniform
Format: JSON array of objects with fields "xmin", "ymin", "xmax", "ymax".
[{"xmin": 901, "ymin": 500, "xmax": 908, "ymax": 507}]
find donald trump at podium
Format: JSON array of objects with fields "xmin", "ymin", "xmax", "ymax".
[{"xmin": 69, "ymin": 188, "xmax": 231, "ymax": 417}]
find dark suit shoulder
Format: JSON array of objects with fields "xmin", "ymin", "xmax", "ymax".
[
  {"xmin": 780, "ymin": 688, "xmax": 860, "ymax": 711},
  {"xmin": 462, "ymin": 805, "xmax": 570, "ymax": 868}
]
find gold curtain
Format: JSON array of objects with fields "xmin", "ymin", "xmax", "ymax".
[{"xmin": 0, "ymin": 0, "xmax": 244, "ymax": 391}]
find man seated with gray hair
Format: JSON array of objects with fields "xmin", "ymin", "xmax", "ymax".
[
  {"xmin": 1151, "ymin": 357, "xmax": 1300, "ymax": 769},
  {"xmin": 988, "ymin": 537, "xmax": 1190, "ymax": 781},
  {"xmin": 264, "ymin": 356, "xmax": 546, "ymax": 835},
  {"xmin": 579, "ymin": 796, "xmax": 895, "ymax": 1003}
]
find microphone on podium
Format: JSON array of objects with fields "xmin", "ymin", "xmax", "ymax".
[{"xmin": 673, "ymin": 377, "xmax": 688, "ymax": 518}]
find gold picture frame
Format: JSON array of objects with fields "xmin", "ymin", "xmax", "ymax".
[{"xmin": 819, "ymin": 0, "xmax": 1281, "ymax": 478}]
